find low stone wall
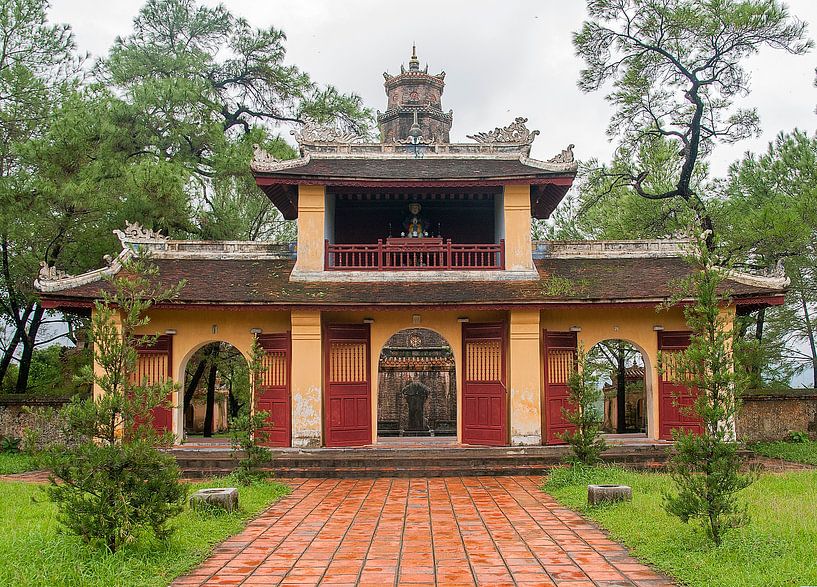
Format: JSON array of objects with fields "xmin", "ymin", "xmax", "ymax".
[
  {"xmin": 0, "ymin": 396, "xmax": 72, "ymax": 451},
  {"xmin": 737, "ymin": 389, "xmax": 817, "ymax": 442}
]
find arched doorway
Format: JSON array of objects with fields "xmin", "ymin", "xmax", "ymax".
[
  {"xmin": 588, "ymin": 339, "xmax": 648, "ymax": 435},
  {"xmin": 180, "ymin": 342, "xmax": 249, "ymax": 444},
  {"xmin": 377, "ymin": 328, "xmax": 457, "ymax": 440}
]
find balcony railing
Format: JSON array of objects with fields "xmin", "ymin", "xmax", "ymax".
[{"xmin": 325, "ymin": 238, "xmax": 505, "ymax": 271}]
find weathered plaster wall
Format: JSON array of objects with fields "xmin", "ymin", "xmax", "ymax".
[
  {"xmin": 324, "ymin": 310, "xmax": 506, "ymax": 444},
  {"xmin": 541, "ymin": 305, "xmax": 689, "ymax": 440},
  {"xmin": 290, "ymin": 310, "xmax": 323, "ymax": 447},
  {"xmin": 509, "ymin": 309, "xmax": 542, "ymax": 445},
  {"xmin": 295, "ymin": 185, "xmax": 326, "ymax": 272},
  {"xmin": 502, "ymin": 185, "xmax": 534, "ymax": 271}
]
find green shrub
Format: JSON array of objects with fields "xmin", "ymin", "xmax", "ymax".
[
  {"xmin": 45, "ymin": 442, "xmax": 186, "ymax": 551},
  {"xmin": 662, "ymin": 233, "xmax": 754, "ymax": 546},
  {"xmin": 228, "ymin": 339, "xmax": 272, "ymax": 485},
  {"xmin": 45, "ymin": 258, "xmax": 187, "ymax": 551},
  {"xmin": 559, "ymin": 345, "xmax": 607, "ymax": 465},
  {"xmin": 786, "ymin": 430, "xmax": 809, "ymax": 443},
  {"xmin": 0, "ymin": 436, "xmax": 21, "ymax": 453}
]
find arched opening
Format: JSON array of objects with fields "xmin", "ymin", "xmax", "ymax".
[
  {"xmin": 377, "ymin": 328, "xmax": 457, "ymax": 441},
  {"xmin": 588, "ymin": 339, "xmax": 648, "ymax": 436},
  {"xmin": 180, "ymin": 342, "xmax": 249, "ymax": 444}
]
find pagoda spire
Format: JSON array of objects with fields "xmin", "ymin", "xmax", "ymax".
[{"xmin": 409, "ymin": 43, "xmax": 420, "ymax": 71}]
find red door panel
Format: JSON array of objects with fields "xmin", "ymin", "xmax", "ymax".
[
  {"xmin": 134, "ymin": 334, "xmax": 174, "ymax": 435},
  {"xmin": 256, "ymin": 333, "xmax": 291, "ymax": 447},
  {"xmin": 658, "ymin": 331, "xmax": 704, "ymax": 440},
  {"xmin": 543, "ymin": 331, "xmax": 577, "ymax": 445},
  {"xmin": 325, "ymin": 324, "xmax": 371, "ymax": 447},
  {"xmin": 462, "ymin": 323, "xmax": 507, "ymax": 446}
]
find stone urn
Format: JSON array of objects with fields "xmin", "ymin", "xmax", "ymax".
[
  {"xmin": 190, "ymin": 487, "xmax": 239, "ymax": 513},
  {"xmin": 587, "ymin": 484, "xmax": 632, "ymax": 506}
]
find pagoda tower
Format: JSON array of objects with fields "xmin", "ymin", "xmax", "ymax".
[{"xmin": 377, "ymin": 45, "xmax": 453, "ymax": 143}]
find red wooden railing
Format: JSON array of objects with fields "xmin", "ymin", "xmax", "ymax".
[{"xmin": 325, "ymin": 238, "xmax": 505, "ymax": 271}]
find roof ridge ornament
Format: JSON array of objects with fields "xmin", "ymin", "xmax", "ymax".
[
  {"xmin": 291, "ymin": 119, "xmax": 365, "ymax": 146},
  {"xmin": 251, "ymin": 144, "xmax": 280, "ymax": 172},
  {"xmin": 38, "ymin": 261, "xmax": 72, "ymax": 283},
  {"xmin": 547, "ymin": 144, "xmax": 575, "ymax": 166},
  {"xmin": 467, "ymin": 117, "xmax": 540, "ymax": 147},
  {"xmin": 113, "ymin": 221, "xmax": 169, "ymax": 244}
]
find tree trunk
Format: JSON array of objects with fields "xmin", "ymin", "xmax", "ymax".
[
  {"xmin": 183, "ymin": 358, "xmax": 208, "ymax": 413},
  {"xmin": 750, "ymin": 307, "xmax": 765, "ymax": 386},
  {"xmin": 14, "ymin": 304, "xmax": 44, "ymax": 393},
  {"xmin": 203, "ymin": 361, "xmax": 217, "ymax": 437},
  {"xmin": 616, "ymin": 342, "xmax": 627, "ymax": 433},
  {"xmin": 0, "ymin": 323, "xmax": 22, "ymax": 384},
  {"xmin": 800, "ymin": 292, "xmax": 817, "ymax": 389}
]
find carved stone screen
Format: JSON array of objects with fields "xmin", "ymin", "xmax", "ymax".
[{"xmin": 377, "ymin": 328, "xmax": 456, "ymax": 437}]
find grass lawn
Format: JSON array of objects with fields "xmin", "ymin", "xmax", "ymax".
[
  {"xmin": 750, "ymin": 439, "xmax": 817, "ymax": 465},
  {"xmin": 0, "ymin": 477, "xmax": 290, "ymax": 586},
  {"xmin": 0, "ymin": 452, "xmax": 40, "ymax": 474},
  {"xmin": 544, "ymin": 466, "xmax": 817, "ymax": 587}
]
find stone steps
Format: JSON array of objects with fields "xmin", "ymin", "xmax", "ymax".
[{"xmin": 171, "ymin": 444, "xmax": 676, "ymax": 478}]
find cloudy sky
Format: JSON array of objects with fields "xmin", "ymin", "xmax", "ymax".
[{"xmin": 49, "ymin": 0, "xmax": 817, "ymax": 177}]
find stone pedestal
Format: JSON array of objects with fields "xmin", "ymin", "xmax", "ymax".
[
  {"xmin": 587, "ymin": 484, "xmax": 632, "ymax": 506},
  {"xmin": 190, "ymin": 487, "xmax": 239, "ymax": 512}
]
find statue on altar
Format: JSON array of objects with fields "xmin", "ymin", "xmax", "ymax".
[{"xmin": 401, "ymin": 202, "xmax": 430, "ymax": 238}]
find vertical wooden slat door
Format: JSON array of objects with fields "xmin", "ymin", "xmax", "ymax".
[
  {"xmin": 324, "ymin": 324, "xmax": 372, "ymax": 447},
  {"xmin": 134, "ymin": 334, "xmax": 173, "ymax": 434},
  {"xmin": 658, "ymin": 331, "xmax": 704, "ymax": 440},
  {"xmin": 543, "ymin": 331, "xmax": 577, "ymax": 445},
  {"xmin": 462, "ymin": 323, "xmax": 507, "ymax": 446},
  {"xmin": 256, "ymin": 333, "xmax": 291, "ymax": 447}
]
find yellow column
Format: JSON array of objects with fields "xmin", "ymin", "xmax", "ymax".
[
  {"xmin": 503, "ymin": 185, "xmax": 535, "ymax": 272},
  {"xmin": 290, "ymin": 310, "xmax": 323, "ymax": 447},
  {"xmin": 509, "ymin": 309, "xmax": 542, "ymax": 445},
  {"xmin": 295, "ymin": 185, "xmax": 326, "ymax": 272}
]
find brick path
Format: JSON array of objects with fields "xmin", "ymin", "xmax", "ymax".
[{"xmin": 173, "ymin": 476, "xmax": 673, "ymax": 586}]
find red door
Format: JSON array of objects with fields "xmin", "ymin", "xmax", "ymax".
[
  {"xmin": 658, "ymin": 331, "xmax": 704, "ymax": 440},
  {"xmin": 134, "ymin": 334, "xmax": 173, "ymax": 434},
  {"xmin": 256, "ymin": 333, "xmax": 291, "ymax": 447},
  {"xmin": 324, "ymin": 324, "xmax": 372, "ymax": 447},
  {"xmin": 462, "ymin": 323, "xmax": 507, "ymax": 446},
  {"xmin": 543, "ymin": 331, "xmax": 577, "ymax": 445}
]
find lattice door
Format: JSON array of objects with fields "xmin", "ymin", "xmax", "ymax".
[
  {"xmin": 256, "ymin": 333, "xmax": 291, "ymax": 447},
  {"xmin": 462, "ymin": 323, "xmax": 507, "ymax": 446},
  {"xmin": 133, "ymin": 334, "xmax": 173, "ymax": 434},
  {"xmin": 324, "ymin": 324, "xmax": 371, "ymax": 447},
  {"xmin": 543, "ymin": 331, "xmax": 577, "ymax": 445},
  {"xmin": 658, "ymin": 331, "xmax": 703, "ymax": 440}
]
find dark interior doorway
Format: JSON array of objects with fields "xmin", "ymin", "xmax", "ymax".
[{"xmin": 377, "ymin": 328, "xmax": 457, "ymax": 438}]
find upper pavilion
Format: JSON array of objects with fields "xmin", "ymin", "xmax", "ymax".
[{"xmin": 252, "ymin": 47, "xmax": 578, "ymax": 280}]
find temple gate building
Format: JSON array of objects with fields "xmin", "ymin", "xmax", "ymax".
[{"xmin": 37, "ymin": 50, "xmax": 787, "ymax": 449}]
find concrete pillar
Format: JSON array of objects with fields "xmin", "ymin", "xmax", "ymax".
[
  {"xmin": 290, "ymin": 310, "xmax": 323, "ymax": 447},
  {"xmin": 502, "ymin": 185, "xmax": 534, "ymax": 272},
  {"xmin": 295, "ymin": 185, "xmax": 326, "ymax": 273},
  {"xmin": 509, "ymin": 309, "xmax": 542, "ymax": 445}
]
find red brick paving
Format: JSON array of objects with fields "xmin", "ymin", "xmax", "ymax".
[{"xmin": 173, "ymin": 476, "xmax": 674, "ymax": 586}]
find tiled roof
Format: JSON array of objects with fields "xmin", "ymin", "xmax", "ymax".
[
  {"xmin": 40, "ymin": 257, "xmax": 784, "ymax": 309},
  {"xmin": 254, "ymin": 157, "xmax": 573, "ymax": 181}
]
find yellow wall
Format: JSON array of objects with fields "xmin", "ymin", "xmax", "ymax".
[
  {"xmin": 541, "ymin": 305, "xmax": 689, "ymax": 440},
  {"xmin": 503, "ymin": 184, "xmax": 534, "ymax": 271},
  {"xmin": 324, "ymin": 310, "xmax": 506, "ymax": 444},
  {"xmin": 109, "ymin": 301, "xmax": 733, "ymax": 446},
  {"xmin": 509, "ymin": 309, "xmax": 542, "ymax": 445},
  {"xmin": 295, "ymin": 185, "xmax": 326, "ymax": 272},
  {"xmin": 136, "ymin": 308, "xmax": 291, "ymax": 441}
]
